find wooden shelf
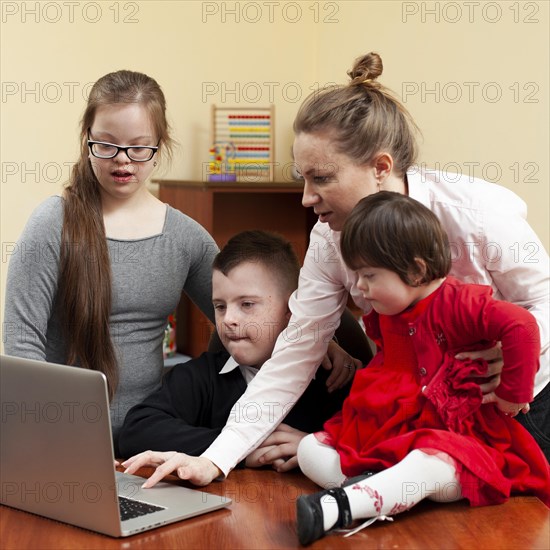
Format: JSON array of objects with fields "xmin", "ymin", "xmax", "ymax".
[{"xmin": 155, "ymin": 179, "xmax": 303, "ymax": 190}]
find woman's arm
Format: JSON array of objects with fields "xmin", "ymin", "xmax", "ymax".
[
  {"xmin": 450, "ymin": 216, "xmax": 548, "ymax": 395},
  {"xmin": 482, "ymin": 204, "xmax": 549, "ymax": 395}
]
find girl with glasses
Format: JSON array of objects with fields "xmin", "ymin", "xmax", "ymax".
[{"xmin": 3, "ymin": 70, "xmax": 218, "ymax": 454}]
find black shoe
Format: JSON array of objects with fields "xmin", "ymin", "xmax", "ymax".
[
  {"xmin": 341, "ymin": 470, "xmax": 376, "ymax": 487},
  {"xmin": 296, "ymin": 487, "xmax": 353, "ymax": 546}
]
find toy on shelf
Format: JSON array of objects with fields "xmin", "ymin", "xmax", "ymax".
[
  {"xmin": 162, "ymin": 312, "xmax": 177, "ymax": 359},
  {"xmin": 208, "ymin": 142, "xmax": 237, "ymax": 182},
  {"xmin": 208, "ymin": 105, "xmax": 275, "ymax": 182}
]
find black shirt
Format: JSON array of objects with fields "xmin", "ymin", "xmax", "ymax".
[{"xmin": 118, "ymin": 351, "xmax": 351, "ymax": 459}]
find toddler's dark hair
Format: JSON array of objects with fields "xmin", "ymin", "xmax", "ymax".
[{"xmin": 341, "ymin": 191, "xmax": 451, "ymax": 285}]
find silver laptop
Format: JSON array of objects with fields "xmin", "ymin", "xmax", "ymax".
[{"xmin": 0, "ymin": 355, "xmax": 231, "ymax": 537}]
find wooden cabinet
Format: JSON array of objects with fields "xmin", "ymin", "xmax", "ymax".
[{"xmin": 157, "ymin": 180, "xmax": 315, "ymax": 357}]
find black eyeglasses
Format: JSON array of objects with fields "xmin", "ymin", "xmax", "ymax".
[{"xmin": 87, "ymin": 132, "xmax": 159, "ymax": 162}]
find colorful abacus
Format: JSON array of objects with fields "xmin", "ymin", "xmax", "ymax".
[{"xmin": 210, "ymin": 105, "xmax": 275, "ymax": 182}]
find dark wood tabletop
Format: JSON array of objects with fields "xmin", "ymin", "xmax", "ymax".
[{"xmin": 1, "ymin": 467, "xmax": 548, "ymax": 549}]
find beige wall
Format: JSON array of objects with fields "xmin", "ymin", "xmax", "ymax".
[{"xmin": 1, "ymin": 0, "xmax": 548, "ymax": 347}]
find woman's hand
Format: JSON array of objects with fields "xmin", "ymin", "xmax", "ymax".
[
  {"xmin": 245, "ymin": 424, "xmax": 307, "ymax": 472},
  {"xmin": 121, "ymin": 451, "xmax": 222, "ymax": 488},
  {"xmin": 322, "ymin": 340, "xmax": 362, "ymax": 393},
  {"xmin": 484, "ymin": 394, "xmax": 530, "ymax": 417},
  {"xmin": 455, "ymin": 343, "xmax": 503, "ymax": 399}
]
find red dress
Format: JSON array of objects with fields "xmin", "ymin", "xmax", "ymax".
[{"xmin": 323, "ymin": 278, "xmax": 550, "ymax": 507}]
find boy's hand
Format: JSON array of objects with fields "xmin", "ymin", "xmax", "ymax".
[
  {"xmin": 121, "ymin": 451, "xmax": 222, "ymax": 488},
  {"xmin": 246, "ymin": 424, "xmax": 307, "ymax": 473},
  {"xmin": 322, "ymin": 340, "xmax": 362, "ymax": 393},
  {"xmin": 455, "ymin": 343, "xmax": 503, "ymax": 396},
  {"xmin": 483, "ymin": 393, "xmax": 530, "ymax": 417}
]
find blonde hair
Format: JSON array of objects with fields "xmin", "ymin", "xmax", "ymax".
[{"xmin": 293, "ymin": 52, "xmax": 420, "ymax": 176}]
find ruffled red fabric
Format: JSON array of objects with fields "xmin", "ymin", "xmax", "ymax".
[
  {"xmin": 323, "ymin": 295, "xmax": 550, "ymax": 508},
  {"xmin": 423, "ymin": 355, "xmax": 485, "ymax": 432}
]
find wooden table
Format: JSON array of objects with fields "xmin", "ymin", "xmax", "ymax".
[{"xmin": 1, "ymin": 468, "xmax": 548, "ymax": 549}]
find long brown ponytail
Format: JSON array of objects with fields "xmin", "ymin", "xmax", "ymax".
[{"xmin": 58, "ymin": 70, "xmax": 174, "ymax": 400}]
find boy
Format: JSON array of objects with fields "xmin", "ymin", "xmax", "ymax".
[{"xmin": 118, "ymin": 231, "xmax": 352, "ymax": 471}]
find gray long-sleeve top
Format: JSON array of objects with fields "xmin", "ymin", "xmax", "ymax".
[{"xmin": 3, "ymin": 196, "xmax": 218, "ymax": 441}]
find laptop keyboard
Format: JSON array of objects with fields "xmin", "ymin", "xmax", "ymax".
[{"xmin": 119, "ymin": 495, "xmax": 166, "ymax": 521}]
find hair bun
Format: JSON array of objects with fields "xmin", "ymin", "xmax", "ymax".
[{"xmin": 347, "ymin": 52, "xmax": 383, "ymax": 86}]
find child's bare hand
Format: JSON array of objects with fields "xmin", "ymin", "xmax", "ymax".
[{"xmin": 483, "ymin": 392, "xmax": 530, "ymax": 417}]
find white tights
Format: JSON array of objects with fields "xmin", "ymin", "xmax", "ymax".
[{"xmin": 297, "ymin": 434, "xmax": 462, "ymax": 531}]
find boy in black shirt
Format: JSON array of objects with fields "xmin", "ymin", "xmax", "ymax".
[{"xmin": 118, "ymin": 231, "xmax": 352, "ymax": 472}]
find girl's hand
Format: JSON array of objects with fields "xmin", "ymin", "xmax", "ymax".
[
  {"xmin": 483, "ymin": 393, "xmax": 530, "ymax": 417},
  {"xmin": 322, "ymin": 340, "xmax": 362, "ymax": 393}
]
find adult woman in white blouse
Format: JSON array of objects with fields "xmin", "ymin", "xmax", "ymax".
[{"xmin": 124, "ymin": 52, "xmax": 549, "ymax": 484}]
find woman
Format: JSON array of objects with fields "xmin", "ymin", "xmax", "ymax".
[
  {"xmin": 3, "ymin": 70, "xmax": 218, "ymax": 450},
  {"xmin": 122, "ymin": 52, "xmax": 549, "ymax": 485}
]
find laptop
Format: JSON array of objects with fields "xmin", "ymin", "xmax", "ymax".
[{"xmin": 0, "ymin": 355, "xmax": 231, "ymax": 537}]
